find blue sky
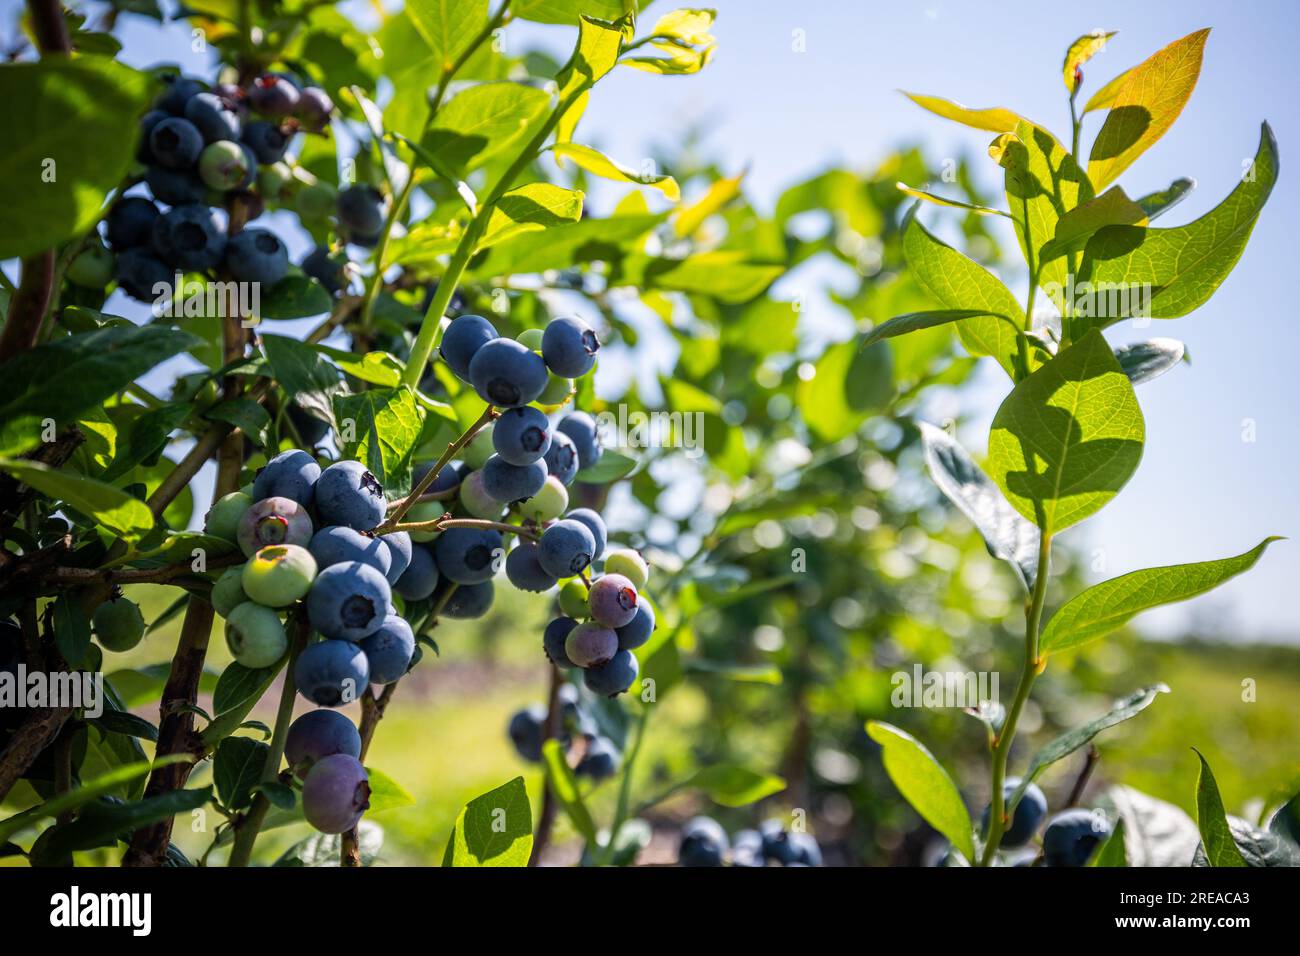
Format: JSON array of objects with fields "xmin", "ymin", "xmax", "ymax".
[{"xmin": 7, "ymin": 0, "xmax": 1296, "ymax": 638}]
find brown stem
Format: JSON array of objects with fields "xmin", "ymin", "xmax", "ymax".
[
  {"xmin": 380, "ymin": 406, "xmax": 497, "ymax": 531},
  {"xmin": 528, "ymin": 664, "xmax": 563, "ymax": 867},
  {"xmin": 0, "ymin": 427, "xmax": 84, "ymax": 536},
  {"xmin": 0, "ymin": 252, "xmax": 56, "ymax": 365},
  {"xmin": 147, "ymin": 424, "xmax": 233, "ymax": 517},
  {"xmin": 52, "ymin": 551, "xmax": 240, "ymax": 586},
  {"xmin": 1066, "ymin": 745, "xmax": 1100, "ymax": 807},
  {"xmin": 27, "ymin": 0, "xmax": 71, "ymax": 55}
]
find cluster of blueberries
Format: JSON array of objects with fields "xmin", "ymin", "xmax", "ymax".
[
  {"xmin": 978, "ymin": 777, "xmax": 1112, "ymax": 866},
  {"xmin": 507, "ymin": 684, "xmax": 622, "ymax": 780},
  {"xmin": 679, "ymin": 816, "xmax": 824, "ymax": 867}
]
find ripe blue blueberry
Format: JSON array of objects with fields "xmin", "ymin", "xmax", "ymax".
[
  {"xmin": 253, "ymin": 449, "xmax": 320, "ymax": 508},
  {"xmin": 565, "ymin": 508, "xmax": 607, "ymax": 560},
  {"xmin": 393, "ymin": 544, "xmax": 439, "ymax": 600},
  {"xmin": 225, "ymin": 227, "xmax": 289, "ymax": 286},
  {"xmin": 564, "ymin": 622, "xmax": 618, "ymax": 668},
  {"xmin": 241, "ymin": 120, "xmax": 291, "ymax": 164},
  {"xmin": 481, "ymin": 455, "xmax": 548, "ymax": 503},
  {"xmin": 615, "ymin": 596, "xmax": 655, "ymax": 650},
  {"xmin": 149, "ymin": 116, "xmax": 205, "ymax": 169},
  {"xmin": 151, "ymin": 204, "xmax": 226, "ymax": 272},
  {"xmin": 575, "ymin": 735, "xmax": 621, "ymax": 780},
  {"xmin": 508, "ymin": 705, "xmax": 546, "ymax": 762},
  {"xmin": 789, "ymin": 832, "xmax": 823, "ymax": 866},
  {"xmin": 145, "ymin": 165, "xmax": 206, "ymax": 205},
  {"xmin": 505, "ymin": 541, "xmax": 557, "ymax": 592},
  {"xmin": 759, "ymin": 819, "xmax": 800, "ymax": 864},
  {"xmin": 301, "ymin": 245, "xmax": 343, "ymax": 294},
  {"xmin": 557, "ymin": 413, "xmax": 602, "ymax": 470},
  {"xmin": 294, "ymin": 639, "xmax": 371, "ymax": 707},
  {"xmin": 297, "ymin": 87, "xmax": 334, "ymax": 130},
  {"xmin": 136, "ymin": 109, "xmax": 169, "ymax": 163},
  {"xmin": 285, "ymin": 710, "xmax": 361, "ymax": 779},
  {"xmin": 379, "ymin": 531, "xmax": 413, "ymax": 585},
  {"xmin": 582, "ymin": 648, "xmax": 639, "ymax": 697},
  {"xmin": 541, "ymin": 316, "xmax": 600, "ymax": 377},
  {"xmin": 679, "ymin": 816, "xmax": 728, "ymax": 867},
  {"xmin": 439, "ymin": 314, "xmax": 497, "ymax": 381},
  {"xmin": 587, "ymin": 573, "xmax": 639, "ymax": 628},
  {"xmin": 114, "ymin": 247, "xmax": 171, "ymax": 302},
  {"xmin": 980, "ymin": 777, "xmax": 1048, "ymax": 848},
  {"xmin": 731, "ymin": 829, "xmax": 765, "ymax": 867},
  {"xmin": 156, "ymin": 75, "xmax": 205, "ymax": 115},
  {"xmin": 315, "ymin": 460, "xmax": 386, "ymax": 531},
  {"xmin": 184, "ymin": 91, "xmax": 241, "ymax": 143},
  {"xmin": 301, "ymin": 754, "xmax": 369, "ymax": 833},
  {"xmin": 542, "ymin": 431, "xmax": 579, "ymax": 486},
  {"xmin": 432, "ymin": 526, "xmax": 502, "ymax": 585},
  {"xmin": 306, "ymin": 561, "xmax": 392, "ymax": 641},
  {"xmin": 308, "ymin": 525, "xmax": 391, "ymax": 578},
  {"xmin": 1042, "ymin": 809, "xmax": 1110, "ymax": 867},
  {"xmin": 106, "ymin": 197, "xmax": 160, "ymax": 250},
  {"xmin": 537, "ymin": 519, "xmax": 595, "ymax": 578},
  {"xmin": 237, "ymin": 496, "xmax": 314, "ymax": 556},
  {"xmin": 359, "ymin": 614, "xmax": 415, "ymax": 684},
  {"xmin": 248, "ymin": 73, "xmax": 300, "ymax": 117},
  {"xmin": 543, "ymin": 617, "xmax": 578, "ymax": 667},
  {"xmin": 468, "ymin": 338, "xmax": 549, "ymax": 408},
  {"xmin": 440, "ymin": 580, "xmax": 495, "ymax": 619},
  {"xmin": 198, "ymin": 140, "xmax": 256, "ymax": 192},
  {"xmin": 223, "ymin": 602, "xmax": 287, "ymax": 667},
  {"xmin": 492, "ymin": 406, "xmax": 551, "ymax": 465},
  {"xmin": 336, "ymin": 185, "xmax": 387, "ymax": 243}
]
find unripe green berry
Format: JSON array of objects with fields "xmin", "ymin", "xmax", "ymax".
[
  {"xmin": 518, "ymin": 476, "xmax": 568, "ymax": 523},
  {"xmin": 461, "ymin": 424, "xmax": 495, "ymax": 469},
  {"xmin": 405, "ymin": 500, "xmax": 445, "ymax": 542},
  {"xmin": 516, "ymin": 328, "xmax": 544, "ymax": 350},
  {"xmin": 603, "ymin": 548, "xmax": 649, "ymax": 590},
  {"xmin": 93, "ymin": 597, "xmax": 146, "ymax": 653},
  {"xmin": 242, "ymin": 544, "xmax": 317, "ymax": 607},
  {"xmin": 295, "ymin": 180, "xmax": 337, "ymax": 222},
  {"xmin": 558, "ymin": 578, "xmax": 588, "ymax": 619},
  {"xmin": 67, "ymin": 241, "xmax": 115, "ymax": 289},
  {"xmin": 258, "ymin": 161, "xmax": 293, "ymax": 201},
  {"xmin": 224, "ymin": 602, "xmax": 287, "ymax": 667},
  {"xmin": 198, "ymin": 140, "xmax": 254, "ymax": 191},
  {"xmin": 536, "ymin": 372, "xmax": 574, "ymax": 407},
  {"xmin": 459, "ymin": 470, "xmax": 504, "ymax": 520},
  {"xmin": 211, "ymin": 565, "xmax": 248, "ymax": 617},
  {"xmin": 205, "ymin": 491, "xmax": 252, "ymax": 544}
]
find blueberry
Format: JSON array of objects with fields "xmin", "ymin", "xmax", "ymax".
[
  {"xmin": 295, "ymin": 639, "xmax": 371, "ymax": 707},
  {"xmin": 297, "ymin": 87, "xmax": 334, "ymax": 129},
  {"xmin": 432, "ymin": 526, "xmax": 502, "ymax": 585},
  {"xmin": 558, "ymin": 578, "xmax": 588, "ymax": 619},
  {"xmin": 359, "ymin": 615, "xmax": 415, "ymax": 684},
  {"xmin": 156, "ymin": 75, "xmax": 205, "ymax": 115},
  {"xmin": 537, "ymin": 519, "xmax": 595, "ymax": 578},
  {"xmin": 564, "ymin": 622, "xmax": 618, "ymax": 668},
  {"xmin": 439, "ymin": 314, "xmax": 497, "ymax": 381},
  {"xmin": 295, "ymin": 180, "xmax": 337, "ymax": 223},
  {"xmin": 542, "ymin": 316, "xmax": 600, "ymax": 377},
  {"xmin": 315, "ymin": 460, "xmax": 386, "ymax": 531},
  {"xmin": 413, "ymin": 458, "xmax": 465, "ymax": 495},
  {"xmin": 1042, "ymin": 809, "xmax": 1110, "ymax": 867},
  {"xmin": 481, "ymin": 455, "xmax": 548, "ymax": 503},
  {"xmin": 145, "ymin": 165, "xmax": 206, "ymax": 205},
  {"xmin": 789, "ymin": 831, "xmax": 823, "ymax": 866},
  {"xmin": 518, "ymin": 476, "xmax": 569, "ymax": 523},
  {"xmin": 258, "ymin": 161, "xmax": 293, "ymax": 201},
  {"xmin": 543, "ymin": 617, "xmax": 578, "ymax": 667},
  {"xmin": 615, "ymin": 596, "xmax": 655, "ymax": 650},
  {"xmin": 224, "ymin": 602, "xmax": 287, "ymax": 667},
  {"xmin": 67, "ymin": 242, "xmax": 114, "ymax": 289},
  {"xmin": 759, "ymin": 819, "xmax": 799, "ymax": 864},
  {"xmin": 492, "ymin": 406, "xmax": 551, "ymax": 465},
  {"xmin": 309, "ymin": 525, "xmax": 391, "ymax": 578},
  {"xmin": 242, "ymin": 544, "xmax": 317, "ymax": 607},
  {"xmin": 537, "ymin": 371, "xmax": 575, "ymax": 407},
  {"xmin": 136, "ymin": 109, "xmax": 169, "ymax": 164},
  {"xmin": 565, "ymin": 508, "xmax": 607, "ymax": 560},
  {"xmin": 198, "ymin": 140, "xmax": 256, "ymax": 192},
  {"xmin": 542, "ymin": 431, "xmax": 580, "ymax": 486},
  {"xmin": 603, "ymin": 548, "xmax": 646, "ymax": 589},
  {"xmin": 301, "ymin": 754, "xmax": 370, "ymax": 833},
  {"xmin": 516, "ymin": 328, "xmax": 544, "ymax": 350},
  {"xmin": 113, "ymin": 247, "xmax": 171, "ymax": 302},
  {"xmin": 106, "ymin": 197, "xmax": 160, "ymax": 250},
  {"xmin": 204, "ymin": 490, "xmax": 252, "ymax": 543},
  {"xmin": 394, "ymin": 544, "xmax": 440, "ymax": 600},
  {"xmin": 583, "ymin": 649, "xmax": 639, "ymax": 697},
  {"xmin": 285, "ymin": 710, "xmax": 361, "ymax": 779},
  {"xmin": 379, "ymin": 531, "xmax": 413, "ymax": 585},
  {"xmin": 92, "ymin": 597, "xmax": 145, "ymax": 652},
  {"xmin": 151, "ymin": 204, "xmax": 226, "ymax": 272},
  {"xmin": 336, "ymin": 185, "xmax": 387, "ymax": 243},
  {"xmin": 506, "ymin": 541, "xmax": 557, "ymax": 592},
  {"xmin": 458, "ymin": 469, "xmax": 505, "ymax": 520},
  {"xmin": 237, "ymin": 496, "xmax": 314, "ymax": 557},
  {"xmin": 557, "ymin": 413, "xmax": 602, "ymax": 470},
  {"xmin": 587, "ymin": 573, "xmax": 638, "ymax": 628},
  {"xmin": 225, "ymin": 227, "xmax": 289, "ymax": 286},
  {"xmin": 679, "ymin": 816, "xmax": 727, "ymax": 867},
  {"xmin": 210, "ymin": 565, "xmax": 248, "ymax": 618},
  {"xmin": 440, "ymin": 580, "xmax": 494, "ymax": 619},
  {"xmin": 248, "ymin": 73, "xmax": 300, "ymax": 117},
  {"xmin": 508, "ymin": 705, "xmax": 546, "ymax": 762},
  {"xmin": 253, "ymin": 449, "xmax": 320, "ymax": 508},
  {"xmin": 241, "ymin": 120, "xmax": 291, "ymax": 164},
  {"xmin": 730, "ymin": 829, "xmax": 765, "ymax": 867},
  {"xmin": 575, "ymin": 735, "xmax": 621, "ymax": 779},
  {"xmin": 184, "ymin": 91, "xmax": 241, "ymax": 143},
  {"xmin": 301, "ymin": 245, "xmax": 344, "ymax": 294},
  {"xmin": 404, "ymin": 500, "xmax": 445, "ymax": 543},
  {"xmin": 307, "ymin": 562, "xmax": 392, "ymax": 641},
  {"xmin": 980, "ymin": 778, "xmax": 1048, "ymax": 848},
  {"xmin": 469, "ymin": 338, "xmax": 549, "ymax": 408},
  {"xmin": 149, "ymin": 116, "xmax": 205, "ymax": 169}
]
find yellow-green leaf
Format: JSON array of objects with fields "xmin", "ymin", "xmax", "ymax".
[
  {"xmin": 901, "ymin": 91, "xmax": 1020, "ymax": 133},
  {"xmin": 1040, "ymin": 186, "xmax": 1147, "ymax": 263},
  {"xmin": 675, "ymin": 172, "xmax": 743, "ymax": 236},
  {"xmin": 867, "ymin": 721, "xmax": 975, "ymax": 862},
  {"xmin": 552, "ymin": 142, "xmax": 680, "ymax": 200},
  {"xmin": 480, "ymin": 183, "xmax": 584, "ymax": 249},
  {"xmin": 896, "ymin": 182, "xmax": 1008, "ymax": 217},
  {"xmin": 1064, "ymin": 30, "xmax": 1117, "ymax": 92}
]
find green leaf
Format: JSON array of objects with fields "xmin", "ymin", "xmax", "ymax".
[
  {"xmin": 1039, "ymin": 186, "xmax": 1147, "ymax": 264},
  {"xmin": 419, "ymin": 82, "xmax": 551, "ymax": 180},
  {"xmin": 0, "ymin": 325, "xmax": 200, "ymax": 458},
  {"xmin": 553, "ymin": 142, "xmax": 680, "ymax": 201},
  {"xmin": 896, "ymin": 183, "xmax": 1008, "ymax": 217},
  {"xmin": 480, "ymin": 183, "xmax": 585, "ymax": 249},
  {"xmin": 1113, "ymin": 338, "xmax": 1185, "ymax": 385},
  {"xmin": 866, "ymin": 721, "xmax": 974, "ymax": 862},
  {"xmin": 862, "ymin": 310, "xmax": 1011, "ymax": 351},
  {"xmin": 620, "ymin": 252, "xmax": 781, "ymax": 303},
  {"xmin": 1042, "ymin": 538, "xmax": 1280, "ymax": 654},
  {"xmin": 539, "ymin": 738, "xmax": 597, "ymax": 844},
  {"xmin": 987, "ymin": 329, "xmax": 1145, "ymax": 533},
  {"xmin": 365, "ymin": 767, "xmax": 416, "ymax": 814},
  {"xmin": 441, "ymin": 775, "xmax": 534, "ymax": 866},
  {"xmin": 0, "ymin": 458, "xmax": 153, "ymax": 543},
  {"xmin": 515, "ymin": 0, "xmax": 628, "ymax": 25},
  {"xmin": 1081, "ymin": 123, "xmax": 1278, "ymax": 326},
  {"xmin": 1135, "ymin": 177, "xmax": 1195, "ymax": 221},
  {"xmin": 476, "ymin": 212, "xmax": 666, "ymax": 277},
  {"xmin": 214, "ymin": 736, "xmax": 268, "ymax": 812},
  {"xmin": 1193, "ymin": 749, "xmax": 1248, "ymax": 867},
  {"xmin": 101, "ymin": 403, "xmax": 190, "ymax": 482},
  {"xmin": 919, "ymin": 422, "xmax": 1040, "ymax": 591},
  {"xmin": 901, "ymin": 208, "xmax": 1025, "ymax": 378},
  {"xmin": 404, "ymin": 0, "xmax": 488, "ymax": 71},
  {"xmin": 1088, "ymin": 29, "xmax": 1209, "ymax": 190},
  {"xmin": 1107, "ymin": 785, "xmax": 1200, "ymax": 866},
  {"xmin": 0, "ymin": 57, "xmax": 153, "ymax": 258},
  {"xmin": 202, "ymin": 661, "xmax": 282, "ymax": 748},
  {"xmin": 1090, "ymin": 817, "xmax": 1128, "ymax": 867},
  {"xmin": 1064, "ymin": 30, "xmax": 1117, "ymax": 92},
  {"xmin": 332, "ymin": 387, "xmax": 425, "ymax": 495},
  {"xmin": 53, "ymin": 593, "xmax": 93, "ymax": 668},
  {"xmin": 255, "ymin": 780, "xmax": 296, "ymax": 810},
  {"xmin": 36, "ymin": 786, "xmax": 212, "ymax": 857},
  {"xmin": 313, "ymin": 345, "xmax": 405, "ymax": 388},
  {"xmin": 576, "ymin": 449, "xmax": 636, "ymax": 484},
  {"xmin": 87, "ymin": 709, "xmax": 159, "ymax": 743},
  {"xmin": 1194, "ymin": 816, "xmax": 1300, "ymax": 867},
  {"xmin": 262, "ymin": 334, "xmax": 344, "ymax": 400},
  {"xmin": 796, "ymin": 340, "xmax": 891, "ymax": 442},
  {"xmin": 1083, "ymin": 67, "xmax": 1133, "ymax": 115},
  {"xmin": 556, "ymin": 13, "xmax": 627, "ymax": 140},
  {"xmin": 676, "ymin": 765, "xmax": 786, "ymax": 808},
  {"xmin": 900, "ymin": 91, "xmax": 1020, "ymax": 132},
  {"xmin": 257, "ymin": 276, "xmax": 333, "ymax": 320},
  {"xmin": 205, "ymin": 398, "xmax": 272, "ymax": 448}
]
